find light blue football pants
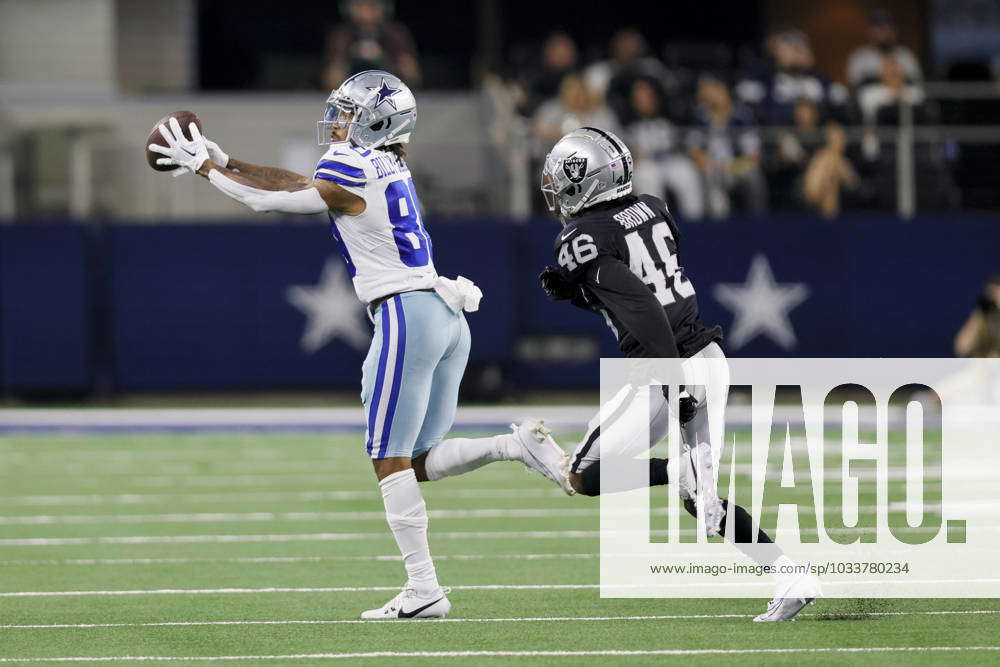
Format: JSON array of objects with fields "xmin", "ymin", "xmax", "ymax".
[{"xmin": 361, "ymin": 291, "xmax": 471, "ymax": 460}]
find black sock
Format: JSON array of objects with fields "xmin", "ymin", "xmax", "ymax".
[
  {"xmin": 578, "ymin": 461, "xmax": 601, "ymax": 496},
  {"xmin": 719, "ymin": 499, "xmax": 772, "ymax": 544},
  {"xmin": 649, "ymin": 458, "xmax": 669, "ymax": 486},
  {"xmin": 718, "ymin": 499, "xmax": 783, "ymax": 566},
  {"xmin": 578, "ymin": 458, "xmax": 670, "ymax": 496},
  {"xmin": 683, "ymin": 497, "xmax": 782, "ymax": 565}
]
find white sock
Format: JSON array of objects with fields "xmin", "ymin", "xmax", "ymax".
[
  {"xmin": 379, "ymin": 469, "xmax": 439, "ymax": 596},
  {"xmin": 423, "ymin": 434, "xmax": 521, "ymax": 481}
]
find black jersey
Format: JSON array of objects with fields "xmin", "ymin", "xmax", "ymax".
[{"xmin": 551, "ymin": 193, "xmax": 722, "ymax": 358}]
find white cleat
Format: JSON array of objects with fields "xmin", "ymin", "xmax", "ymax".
[
  {"xmin": 510, "ymin": 420, "xmax": 574, "ymax": 495},
  {"xmin": 754, "ymin": 569, "xmax": 822, "ymax": 622},
  {"xmin": 361, "ymin": 586, "xmax": 451, "ymax": 620}
]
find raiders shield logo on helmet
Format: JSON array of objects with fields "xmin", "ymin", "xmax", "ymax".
[{"xmin": 562, "ymin": 156, "xmax": 588, "ymax": 183}]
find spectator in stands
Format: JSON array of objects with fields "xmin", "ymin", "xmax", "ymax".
[
  {"xmin": 802, "ymin": 122, "xmax": 858, "ymax": 218},
  {"xmin": 846, "ymin": 9, "xmax": 922, "ymax": 93},
  {"xmin": 323, "ymin": 0, "xmax": 420, "ymax": 90},
  {"xmin": 584, "ymin": 29, "xmax": 681, "ymax": 122},
  {"xmin": 626, "ymin": 78, "xmax": 704, "ymax": 219},
  {"xmin": 687, "ymin": 74, "xmax": 767, "ymax": 219},
  {"xmin": 846, "ymin": 10, "xmax": 925, "ymax": 163},
  {"xmin": 519, "ymin": 32, "xmax": 580, "ymax": 116},
  {"xmin": 533, "ymin": 74, "xmax": 619, "ymax": 156},
  {"xmin": 857, "ymin": 54, "xmax": 926, "ymax": 160},
  {"xmin": 942, "ymin": 276, "xmax": 1000, "ymax": 408},
  {"xmin": 736, "ymin": 29, "xmax": 851, "ymax": 126},
  {"xmin": 955, "ymin": 276, "xmax": 1000, "ymax": 358},
  {"xmin": 769, "ymin": 98, "xmax": 825, "ymax": 209}
]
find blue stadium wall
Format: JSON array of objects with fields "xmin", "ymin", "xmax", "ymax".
[{"xmin": 1, "ymin": 216, "xmax": 997, "ymax": 395}]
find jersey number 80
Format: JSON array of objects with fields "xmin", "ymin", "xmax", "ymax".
[{"xmin": 385, "ymin": 178, "xmax": 433, "ymax": 268}]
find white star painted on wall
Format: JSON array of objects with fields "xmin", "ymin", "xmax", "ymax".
[
  {"xmin": 712, "ymin": 254, "xmax": 809, "ymax": 350},
  {"xmin": 286, "ymin": 259, "xmax": 370, "ymax": 353}
]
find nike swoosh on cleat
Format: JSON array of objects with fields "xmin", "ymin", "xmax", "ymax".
[{"xmin": 397, "ymin": 597, "xmax": 444, "ymax": 618}]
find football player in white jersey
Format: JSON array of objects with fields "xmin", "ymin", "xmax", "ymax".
[{"xmin": 150, "ymin": 70, "xmax": 572, "ymax": 620}]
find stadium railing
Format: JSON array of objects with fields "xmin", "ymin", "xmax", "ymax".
[
  {"xmin": 0, "ymin": 83, "xmax": 999, "ymax": 222},
  {"xmin": 491, "ymin": 80, "xmax": 1000, "ymax": 220}
]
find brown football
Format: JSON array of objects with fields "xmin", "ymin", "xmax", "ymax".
[{"xmin": 145, "ymin": 110, "xmax": 202, "ymax": 172}]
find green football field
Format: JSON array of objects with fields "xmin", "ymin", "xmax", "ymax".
[{"xmin": 0, "ymin": 428, "xmax": 997, "ymax": 665}]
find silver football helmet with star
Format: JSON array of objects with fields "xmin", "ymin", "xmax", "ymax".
[
  {"xmin": 540, "ymin": 127, "xmax": 634, "ymax": 217},
  {"xmin": 317, "ymin": 69, "xmax": 417, "ymax": 148}
]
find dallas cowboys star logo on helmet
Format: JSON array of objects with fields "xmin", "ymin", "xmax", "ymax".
[{"xmin": 367, "ymin": 78, "xmax": 401, "ymax": 110}]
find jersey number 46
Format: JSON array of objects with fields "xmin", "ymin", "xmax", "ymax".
[
  {"xmin": 557, "ymin": 222, "xmax": 694, "ymax": 306},
  {"xmin": 624, "ymin": 221, "xmax": 694, "ymax": 305}
]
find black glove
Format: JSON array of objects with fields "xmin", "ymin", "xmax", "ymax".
[
  {"xmin": 539, "ymin": 265, "xmax": 577, "ymax": 301},
  {"xmin": 978, "ymin": 292, "xmax": 997, "ymax": 314},
  {"xmin": 662, "ymin": 385, "xmax": 699, "ymax": 424},
  {"xmin": 678, "ymin": 394, "xmax": 698, "ymax": 425}
]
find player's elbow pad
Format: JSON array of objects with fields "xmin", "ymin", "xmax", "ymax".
[{"xmin": 208, "ymin": 170, "xmax": 328, "ymax": 214}]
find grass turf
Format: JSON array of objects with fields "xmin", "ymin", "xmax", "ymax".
[{"xmin": 0, "ymin": 430, "xmax": 996, "ymax": 665}]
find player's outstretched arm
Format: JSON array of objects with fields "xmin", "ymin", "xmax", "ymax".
[
  {"xmin": 194, "ymin": 160, "xmax": 364, "ymax": 216},
  {"xmin": 198, "ymin": 138, "xmax": 362, "ymax": 212},
  {"xmin": 196, "ymin": 159, "xmax": 307, "ymax": 191},
  {"xmin": 217, "ymin": 158, "xmax": 312, "ymax": 192},
  {"xmin": 193, "ymin": 134, "xmax": 311, "ymax": 192},
  {"xmin": 192, "ymin": 159, "xmax": 324, "ymax": 214},
  {"xmin": 150, "ymin": 122, "xmax": 362, "ymax": 216}
]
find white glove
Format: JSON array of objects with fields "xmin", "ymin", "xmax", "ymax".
[
  {"xmin": 148, "ymin": 117, "xmax": 209, "ymax": 175},
  {"xmin": 204, "ymin": 137, "xmax": 230, "ymax": 168}
]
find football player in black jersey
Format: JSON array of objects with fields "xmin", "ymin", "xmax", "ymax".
[{"xmin": 539, "ymin": 127, "xmax": 820, "ymax": 621}]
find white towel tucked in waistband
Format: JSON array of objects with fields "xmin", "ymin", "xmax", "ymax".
[{"xmin": 434, "ymin": 275, "xmax": 483, "ymax": 314}]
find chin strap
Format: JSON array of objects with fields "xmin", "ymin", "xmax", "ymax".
[
  {"xmin": 563, "ymin": 180, "xmax": 600, "ymax": 216},
  {"xmin": 208, "ymin": 170, "xmax": 329, "ymax": 214}
]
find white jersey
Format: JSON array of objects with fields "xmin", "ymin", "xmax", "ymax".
[{"xmin": 314, "ymin": 142, "xmax": 438, "ymax": 303}]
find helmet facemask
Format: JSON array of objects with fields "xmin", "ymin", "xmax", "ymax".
[
  {"xmin": 541, "ymin": 153, "xmax": 604, "ymax": 218},
  {"xmin": 316, "ymin": 95, "xmax": 363, "ymax": 146},
  {"xmin": 540, "ymin": 169, "xmax": 560, "ymax": 214}
]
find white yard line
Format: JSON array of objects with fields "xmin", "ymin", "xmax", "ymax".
[
  {"xmin": 5, "ymin": 546, "xmax": 993, "ymax": 568},
  {"xmin": 0, "ymin": 509, "xmax": 599, "ymax": 525},
  {"xmin": 0, "ymin": 467, "xmax": 955, "ymax": 483},
  {"xmin": 0, "ymin": 505, "xmax": 952, "ymax": 526},
  {"xmin": 5, "ymin": 580, "xmax": 1000, "ymax": 597},
  {"xmin": 1, "ymin": 647, "xmax": 999, "ymax": 662},
  {"xmin": 0, "ymin": 406, "xmax": 595, "ymax": 431},
  {"xmin": 0, "ymin": 585, "xmax": 602, "ymax": 598},
  {"xmin": 0, "ymin": 553, "xmax": 599, "ymax": 567},
  {"xmin": 3, "ymin": 404, "xmax": 938, "ymax": 431},
  {"xmin": 0, "ymin": 530, "xmax": 599, "ymax": 547},
  {"xmin": 1, "ymin": 525, "xmax": 988, "ymax": 548},
  {"xmin": 0, "ymin": 487, "xmax": 564, "ymax": 507},
  {"xmin": 2, "ymin": 609, "xmax": 997, "ymax": 630}
]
